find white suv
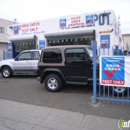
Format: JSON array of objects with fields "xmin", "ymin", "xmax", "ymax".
[{"xmin": 0, "ymin": 49, "xmax": 41, "ymax": 78}]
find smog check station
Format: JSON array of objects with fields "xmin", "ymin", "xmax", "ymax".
[{"xmin": 7, "ymin": 10, "xmax": 123, "ymax": 58}]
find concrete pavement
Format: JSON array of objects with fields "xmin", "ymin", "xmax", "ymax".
[{"xmin": 0, "ymin": 99, "xmax": 123, "ymax": 130}]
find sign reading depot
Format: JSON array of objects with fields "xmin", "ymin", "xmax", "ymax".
[{"xmin": 100, "ymin": 56, "xmax": 130, "ymax": 87}]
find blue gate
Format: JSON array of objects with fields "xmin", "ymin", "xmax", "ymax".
[{"xmin": 92, "ymin": 40, "xmax": 130, "ymax": 105}]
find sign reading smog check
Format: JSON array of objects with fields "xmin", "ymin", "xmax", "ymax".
[{"xmin": 100, "ymin": 56, "xmax": 130, "ymax": 87}]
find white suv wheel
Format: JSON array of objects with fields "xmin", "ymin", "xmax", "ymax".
[{"xmin": 1, "ymin": 67, "xmax": 12, "ymax": 78}]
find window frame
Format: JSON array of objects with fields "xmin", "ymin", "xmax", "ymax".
[
  {"xmin": 0, "ymin": 27, "xmax": 4, "ymax": 33},
  {"xmin": 42, "ymin": 48, "xmax": 62, "ymax": 63},
  {"xmin": 16, "ymin": 52, "xmax": 31, "ymax": 61},
  {"xmin": 65, "ymin": 48, "xmax": 87, "ymax": 62}
]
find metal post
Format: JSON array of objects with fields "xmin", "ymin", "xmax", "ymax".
[
  {"xmin": 92, "ymin": 40, "xmax": 97, "ymax": 104},
  {"xmin": 3, "ymin": 50, "xmax": 5, "ymax": 60}
]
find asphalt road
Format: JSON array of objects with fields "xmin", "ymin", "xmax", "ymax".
[{"xmin": 0, "ymin": 75, "xmax": 130, "ymax": 120}]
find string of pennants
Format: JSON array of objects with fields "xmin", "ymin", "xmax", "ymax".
[
  {"xmin": 13, "ymin": 37, "xmax": 93, "ymax": 45},
  {"xmin": 13, "ymin": 42, "xmax": 35, "ymax": 46},
  {"xmin": 48, "ymin": 37, "xmax": 93, "ymax": 43}
]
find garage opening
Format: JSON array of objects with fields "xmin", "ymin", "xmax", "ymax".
[
  {"xmin": 44, "ymin": 30, "xmax": 95, "ymax": 46},
  {"xmin": 9, "ymin": 35, "xmax": 37, "ymax": 58},
  {"xmin": 12, "ymin": 40, "xmax": 36, "ymax": 58}
]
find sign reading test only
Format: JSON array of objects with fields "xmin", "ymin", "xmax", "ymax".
[{"xmin": 100, "ymin": 56, "xmax": 130, "ymax": 87}]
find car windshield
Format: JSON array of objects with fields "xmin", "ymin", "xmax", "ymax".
[{"xmin": 86, "ymin": 46, "xmax": 93, "ymax": 57}]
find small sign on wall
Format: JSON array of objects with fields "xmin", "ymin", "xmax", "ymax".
[
  {"xmin": 100, "ymin": 35, "xmax": 110, "ymax": 48},
  {"xmin": 86, "ymin": 15, "xmax": 94, "ymax": 26},
  {"xmin": 39, "ymin": 40, "xmax": 45, "ymax": 50},
  {"xmin": 8, "ymin": 43, "xmax": 12, "ymax": 59}
]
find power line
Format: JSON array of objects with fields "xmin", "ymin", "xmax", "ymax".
[
  {"xmin": 50, "ymin": 0, "xmax": 84, "ymax": 13},
  {"xmin": 0, "ymin": 0, "xmax": 83, "ymax": 13},
  {"xmin": 0, "ymin": 0, "xmax": 21, "ymax": 8}
]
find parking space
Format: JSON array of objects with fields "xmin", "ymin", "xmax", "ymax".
[{"xmin": 0, "ymin": 75, "xmax": 130, "ymax": 120}]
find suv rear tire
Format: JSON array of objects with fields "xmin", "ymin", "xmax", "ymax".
[
  {"xmin": 1, "ymin": 67, "xmax": 12, "ymax": 78},
  {"xmin": 44, "ymin": 74, "xmax": 63, "ymax": 92},
  {"xmin": 111, "ymin": 86, "xmax": 127, "ymax": 96}
]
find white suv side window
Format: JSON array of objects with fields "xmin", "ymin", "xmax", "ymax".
[
  {"xmin": 17, "ymin": 52, "xmax": 31, "ymax": 60},
  {"xmin": 32, "ymin": 51, "xmax": 40, "ymax": 60}
]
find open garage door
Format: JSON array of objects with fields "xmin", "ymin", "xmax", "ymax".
[
  {"xmin": 9, "ymin": 35, "xmax": 37, "ymax": 58},
  {"xmin": 44, "ymin": 30, "xmax": 95, "ymax": 46}
]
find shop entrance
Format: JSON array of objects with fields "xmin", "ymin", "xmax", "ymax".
[
  {"xmin": 44, "ymin": 29, "xmax": 95, "ymax": 46},
  {"xmin": 12, "ymin": 41, "xmax": 36, "ymax": 58}
]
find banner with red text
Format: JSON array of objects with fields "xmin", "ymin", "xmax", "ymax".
[
  {"xmin": 100, "ymin": 56, "xmax": 130, "ymax": 87},
  {"xmin": 13, "ymin": 21, "xmax": 45, "ymax": 36}
]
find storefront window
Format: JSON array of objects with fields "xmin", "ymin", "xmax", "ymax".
[{"xmin": 14, "ymin": 41, "xmax": 36, "ymax": 52}]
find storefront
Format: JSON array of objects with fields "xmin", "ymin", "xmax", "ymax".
[
  {"xmin": 44, "ymin": 30, "xmax": 95, "ymax": 46},
  {"xmin": 7, "ymin": 10, "xmax": 123, "ymax": 58}
]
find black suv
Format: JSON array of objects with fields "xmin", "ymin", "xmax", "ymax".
[
  {"xmin": 37, "ymin": 45, "xmax": 127, "ymax": 95},
  {"xmin": 37, "ymin": 45, "xmax": 98, "ymax": 92}
]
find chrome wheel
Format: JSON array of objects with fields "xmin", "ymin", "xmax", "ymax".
[
  {"xmin": 47, "ymin": 78, "xmax": 59, "ymax": 90},
  {"xmin": 3, "ymin": 69, "xmax": 10, "ymax": 77},
  {"xmin": 1, "ymin": 67, "xmax": 12, "ymax": 78},
  {"xmin": 45, "ymin": 74, "xmax": 63, "ymax": 92}
]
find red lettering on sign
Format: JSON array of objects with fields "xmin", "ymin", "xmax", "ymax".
[
  {"xmin": 30, "ymin": 22, "xmax": 40, "ymax": 27},
  {"xmin": 21, "ymin": 24, "xmax": 29, "ymax": 28},
  {"xmin": 30, "ymin": 27, "xmax": 38, "ymax": 32},
  {"xmin": 21, "ymin": 29, "xmax": 29, "ymax": 33},
  {"xmin": 102, "ymin": 80, "xmax": 125, "ymax": 85},
  {"xmin": 69, "ymin": 16, "xmax": 83, "ymax": 27}
]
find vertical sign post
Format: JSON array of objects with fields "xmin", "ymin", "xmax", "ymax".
[
  {"xmin": 92, "ymin": 40, "xmax": 97, "ymax": 104},
  {"xmin": 3, "ymin": 50, "xmax": 5, "ymax": 60},
  {"xmin": 8, "ymin": 43, "xmax": 12, "ymax": 59}
]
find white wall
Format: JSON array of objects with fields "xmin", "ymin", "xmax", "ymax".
[
  {"xmin": 0, "ymin": 18, "xmax": 14, "ymax": 42},
  {"xmin": 0, "ymin": 43, "xmax": 8, "ymax": 60},
  {"xmin": 123, "ymin": 34, "xmax": 130, "ymax": 51}
]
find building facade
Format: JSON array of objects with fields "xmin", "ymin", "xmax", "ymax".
[
  {"xmin": 7, "ymin": 10, "xmax": 123, "ymax": 58},
  {"xmin": 122, "ymin": 33, "xmax": 130, "ymax": 54},
  {"xmin": 0, "ymin": 18, "xmax": 14, "ymax": 60}
]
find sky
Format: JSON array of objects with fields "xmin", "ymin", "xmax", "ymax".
[{"xmin": 0, "ymin": 0, "xmax": 130, "ymax": 34}]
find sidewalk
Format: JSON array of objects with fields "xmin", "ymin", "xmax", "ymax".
[{"xmin": 0, "ymin": 99, "xmax": 120, "ymax": 130}]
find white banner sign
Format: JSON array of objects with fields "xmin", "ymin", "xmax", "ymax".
[{"xmin": 100, "ymin": 56, "xmax": 130, "ymax": 87}]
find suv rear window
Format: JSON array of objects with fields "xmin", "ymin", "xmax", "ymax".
[
  {"xmin": 65, "ymin": 48, "xmax": 86, "ymax": 61},
  {"xmin": 43, "ymin": 48, "xmax": 62, "ymax": 63}
]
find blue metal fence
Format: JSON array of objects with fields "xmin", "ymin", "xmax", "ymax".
[{"xmin": 92, "ymin": 41, "xmax": 130, "ymax": 105}]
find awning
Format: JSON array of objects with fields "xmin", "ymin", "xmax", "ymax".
[
  {"xmin": 8, "ymin": 35, "xmax": 37, "ymax": 43},
  {"xmin": 44, "ymin": 30, "xmax": 95, "ymax": 40}
]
